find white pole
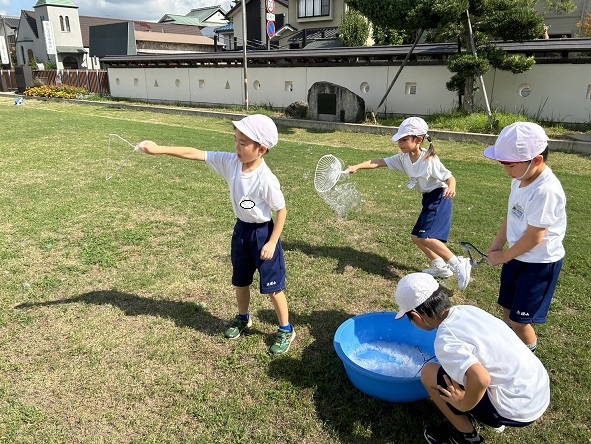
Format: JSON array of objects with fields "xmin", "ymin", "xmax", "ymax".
[
  {"xmin": 241, "ymin": 0, "xmax": 249, "ymax": 110},
  {"xmin": 466, "ymin": 10, "xmax": 494, "ymax": 129}
]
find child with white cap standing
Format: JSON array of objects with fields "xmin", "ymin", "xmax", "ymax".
[
  {"xmin": 347, "ymin": 117, "xmax": 471, "ymax": 290},
  {"xmin": 484, "ymin": 122, "xmax": 566, "ymax": 353},
  {"xmin": 394, "ymin": 272, "xmax": 550, "ymax": 444},
  {"xmin": 138, "ymin": 114, "xmax": 295, "ymax": 355}
]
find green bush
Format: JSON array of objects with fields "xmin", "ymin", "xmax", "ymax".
[{"xmin": 23, "ymin": 85, "xmax": 89, "ymax": 99}]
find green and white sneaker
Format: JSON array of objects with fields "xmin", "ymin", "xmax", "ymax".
[
  {"xmin": 269, "ymin": 327, "xmax": 296, "ymax": 355},
  {"xmin": 224, "ymin": 315, "xmax": 252, "ymax": 339}
]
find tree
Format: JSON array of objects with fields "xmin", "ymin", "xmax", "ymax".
[
  {"xmin": 371, "ymin": 25, "xmax": 407, "ymax": 46},
  {"xmin": 339, "ymin": 9, "xmax": 370, "ymax": 47},
  {"xmin": 346, "ymin": 0, "xmax": 575, "ymax": 112},
  {"xmin": 577, "ymin": 11, "xmax": 591, "ymax": 37}
]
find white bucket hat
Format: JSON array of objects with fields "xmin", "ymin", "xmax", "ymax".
[
  {"xmin": 232, "ymin": 114, "xmax": 279, "ymax": 149},
  {"xmin": 394, "ymin": 273, "xmax": 439, "ymax": 320},
  {"xmin": 392, "ymin": 117, "xmax": 429, "ymax": 142},
  {"xmin": 484, "ymin": 122, "xmax": 548, "ymax": 162}
]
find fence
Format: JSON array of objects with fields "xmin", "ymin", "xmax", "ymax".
[
  {"xmin": 0, "ymin": 69, "xmax": 17, "ymax": 90},
  {"xmin": 0, "ymin": 69, "xmax": 109, "ymax": 95}
]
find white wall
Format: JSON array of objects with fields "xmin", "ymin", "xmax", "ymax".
[
  {"xmin": 107, "ymin": 62, "xmax": 591, "ymax": 123},
  {"xmin": 476, "ymin": 64, "xmax": 591, "ymax": 123}
]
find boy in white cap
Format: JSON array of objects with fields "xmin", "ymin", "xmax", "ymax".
[
  {"xmin": 138, "ymin": 114, "xmax": 295, "ymax": 355},
  {"xmin": 395, "ymin": 273, "xmax": 550, "ymax": 444},
  {"xmin": 347, "ymin": 116, "xmax": 471, "ymax": 290},
  {"xmin": 484, "ymin": 122, "xmax": 566, "ymax": 353}
]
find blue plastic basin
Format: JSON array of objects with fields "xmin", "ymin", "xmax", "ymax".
[{"xmin": 334, "ymin": 312, "xmax": 436, "ymax": 403}]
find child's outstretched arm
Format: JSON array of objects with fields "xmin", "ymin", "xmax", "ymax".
[
  {"xmin": 260, "ymin": 207, "xmax": 287, "ymax": 261},
  {"xmin": 346, "ymin": 159, "xmax": 387, "ymax": 174},
  {"xmin": 137, "ymin": 140, "xmax": 206, "ymax": 161}
]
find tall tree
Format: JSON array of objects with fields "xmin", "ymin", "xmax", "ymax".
[
  {"xmin": 347, "ymin": 0, "xmax": 576, "ymax": 112},
  {"xmin": 339, "ymin": 9, "xmax": 370, "ymax": 47}
]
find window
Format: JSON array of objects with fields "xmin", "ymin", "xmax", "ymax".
[
  {"xmin": 298, "ymin": 0, "xmax": 330, "ymax": 18},
  {"xmin": 517, "ymin": 83, "xmax": 531, "ymax": 98},
  {"xmin": 60, "ymin": 16, "xmax": 64, "ymax": 31},
  {"xmin": 405, "ymin": 82, "xmax": 417, "ymax": 95},
  {"xmin": 65, "ymin": 16, "xmax": 71, "ymax": 32}
]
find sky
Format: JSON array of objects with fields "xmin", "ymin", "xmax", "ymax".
[{"xmin": 0, "ymin": 0, "xmax": 233, "ymax": 22}]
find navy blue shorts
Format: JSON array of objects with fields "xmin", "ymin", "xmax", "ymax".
[
  {"xmin": 498, "ymin": 258, "xmax": 563, "ymax": 324},
  {"xmin": 411, "ymin": 188, "xmax": 452, "ymax": 242},
  {"xmin": 437, "ymin": 366, "xmax": 533, "ymax": 428},
  {"xmin": 231, "ymin": 219, "xmax": 286, "ymax": 294}
]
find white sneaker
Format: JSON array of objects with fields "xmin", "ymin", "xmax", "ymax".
[
  {"xmin": 490, "ymin": 425, "xmax": 506, "ymax": 433},
  {"xmin": 450, "ymin": 257, "xmax": 471, "ymax": 290},
  {"xmin": 422, "ymin": 264, "xmax": 453, "ymax": 278}
]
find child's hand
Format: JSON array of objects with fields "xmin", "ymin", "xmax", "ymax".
[
  {"xmin": 260, "ymin": 241, "xmax": 276, "ymax": 260},
  {"xmin": 345, "ymin": 166, "xmax": 358, "ymax": 175},
  {"xmin": 487, "ymin": 251, "xmax": 505, "ymax": 267},
  {"xmin": 443, "ymin": 185, "xmax": 456, "ymax": 199},
  {"xmin": 136, "ymin": 140, "xmax": 159, "ymax": 154},
  {"xmin": 438, "ymin": 375, "xmax": 465, "ymax": 406}
]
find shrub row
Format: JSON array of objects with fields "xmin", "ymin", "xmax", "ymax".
[{"xmin": 23, "ymin": 85, "xmax": 89, "ymax": 99}]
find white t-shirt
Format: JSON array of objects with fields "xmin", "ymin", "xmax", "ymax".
[
  {"xmin": 205, "ymin": 151, "xmax": 285, "ymax": 223},
  {"xmin": 507, "ymin": 167, "xmax": 566, "ymax": 262},
  {"xmin": 383, "ymin": 149, "xmax": 452, "ymax": 193},
  {"xmin": 436, "ymin": 305, "xmax": 550, "ymax": 423}
]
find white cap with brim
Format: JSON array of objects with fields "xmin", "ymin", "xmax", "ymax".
[
  {"xmin": 484, "ymin": 122, "xmax": 548, "ymax": 162},
  {"xmin": 392, "ymin": 117, "xmax": 429, "ymax": 142},
  {"xmin": 394, "ymin": 273, "xmax": 439, "ymax": 320},
  {"xmin": 232, "ymin": 114, "xmax": 279, "ymax": 149}
]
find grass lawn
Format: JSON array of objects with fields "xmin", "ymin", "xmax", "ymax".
[{"xmin": 0, "ymin": 97, "xmax": 589, "ymax": 443}]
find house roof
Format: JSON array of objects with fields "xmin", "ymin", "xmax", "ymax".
[
  {"xmin": 1, "ymin": 16, "xmax": 20, "ymax": 29},
  {"xmin": 22, "ymin": 11, "xmax": 39, "ymax": 39},
  {"xmin": 135, "ymin": 30, "xmax": 214, "ymax": 46},
  {"xmin": 21, "ymin": 10, "xmax": 205, "ymax": 47},
  {"xmin": 158, "ymin": 15, "xmax": 206, "ymax": 27},
  {"xmin": 34, "ymin": 0, "xmax": 78, "ymax": 8},
  {"xmin": 185, "ymin": 6, "xmax": 227, "ymax": 22},
  {"xmin": 101, "ymin": 39, "xmax": 591, "ymax": 68},
  {"xmin": 158, "ymin": 6, "xmax": 227, "ymax": 27},
  {"xmin": 304, "ymin": 38, "xmax": 342, "ymax": 49},
  {"xmin": 214, "ymin": 23, "xmax": 234, "ymax": 34}
]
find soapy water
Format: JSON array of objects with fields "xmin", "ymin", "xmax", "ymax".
[
  {"xmin": 349, "ymin": 341, "xmax": 435, "ymax": 378},
  {"xmin": 319, "ymin": 181, "xmax": 364, "ymax": 220}
]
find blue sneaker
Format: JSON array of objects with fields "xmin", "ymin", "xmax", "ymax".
[
  {"xmin": 224, "ymin": 315, "xmax": 252, "ymax": 339},
  {"xmin": 269, "ymin": 327, "xmax": 296, "ymax": 355}
]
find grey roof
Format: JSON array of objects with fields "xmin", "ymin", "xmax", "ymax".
[
  {"xmin": 2, "ymin": 16, "xmax": 20, "ymax": 29},
  {"xmin": 304, "ymin": 38, "xmax": 342, "ymax": 49},
  {"xmin": 101, "ymin": 38, "xmax": 591, "ymax": 67}
]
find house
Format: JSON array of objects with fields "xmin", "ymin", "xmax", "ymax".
[
  {"xmin": 535, "ymin": 0, "xmax": 591, "ymax": 38},
  {"xmin": 158, "ymin": 6, "xmax": 229, "ymax": 40},
  {"xmin": 14, "ymin": 0, "xmax": 215, "ymax": 70},
  {"xmin": 223, "ymin": 0, "xmax": 363, "ymax": 50},
  {"xmin": 1, "ymin": 16, "xmax": 19, "ymax": 67},
  {"xmin": 225, "ymin": 0, "xmax": 289, "ymax": 49}
]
